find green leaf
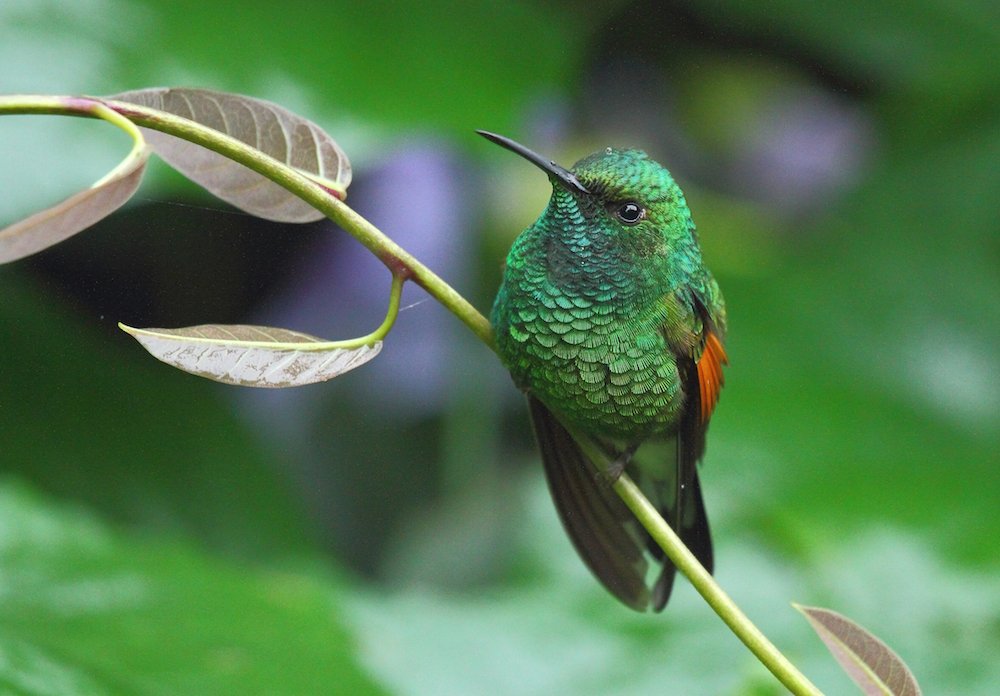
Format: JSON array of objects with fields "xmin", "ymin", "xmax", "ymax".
[
  {"xmin": 795, "ymin": 604, "xmax": 922, "ymax": 696},
  {"xmin": 0, "ymin": 102, "xmax": 148, "ymax": 264},
  {"xmin": 0, "ymin": 480, "xmax": 384, "ymax": 695},
  {"xmin": 120, "ymin": 322, "xmax": 382, "ymax": 387},
  {"xmin": 111, "ymin": 88, "xmax": 352, "ymax": 222}
]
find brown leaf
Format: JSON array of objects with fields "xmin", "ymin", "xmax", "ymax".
[
  {"xmin": 0, "ymin": 144, "xmax": 148, "ymax": 264},
  {"xmin": 120, "ymin": 323, "xmax": 380, "ymax": 388},
  {"xmin": 795, "ymin": 604, "xmax": 922, "ymax": 696},
  {"xmin": 111, "ymin": 88, "xmax": 351, "ymax": 222}
]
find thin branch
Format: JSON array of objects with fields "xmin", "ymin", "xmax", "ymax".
[{"xmin": 614, "ymin": 475, "xmax": 823, "ymax": 695}]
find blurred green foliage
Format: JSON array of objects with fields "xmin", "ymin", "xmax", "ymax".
[
  {"xmin": 1, "ymin": 0, "xmax": 998, "ymax": 694},
  {"xmin": 0, "ymin": 481, "xmax": 382, "ymax": 694}
]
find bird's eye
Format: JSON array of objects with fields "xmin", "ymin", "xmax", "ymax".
[{"xmin": 614, "ymin": 201, "xmax": 645, "ymax": 224}]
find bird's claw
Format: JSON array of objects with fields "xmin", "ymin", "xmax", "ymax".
[{"xmin": 597, "ymin": 445, "xmax": 638, "ymax": 485}]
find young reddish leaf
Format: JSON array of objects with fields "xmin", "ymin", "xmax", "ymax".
[
  {"xmin": 119, "ymin": 323, "xmax": 380, "ymax": 388},
  {"xmin": 0, "ymin": 130, "xmax": 148, "ymax": 264},
  {"xmin": 795, "ymin": 604, "xmax": 922, "ymax": 696},
  {"xmin": 110, "ymin": 88, "xmax": 351, "ymax": 222}
]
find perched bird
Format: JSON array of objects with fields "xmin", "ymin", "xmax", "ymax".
[{"xmin": 483, "ymin": 131, "xmax": 727, "ymax": 611}]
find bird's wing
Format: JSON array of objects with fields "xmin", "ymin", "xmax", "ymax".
[
  {"xmin": 641, "ymin": 287, "xmax": 728, "ymax": 607},
  {"xmin": 696, "ymin": 330, "xmax": 727, "ymax": 424},
  {"xmin": 693, "ymin": 273, "xmax": 728, "ymax": 424},
  {"xmin": 527, "ymin": 396, "xmax": 653, "ymax": 611}
]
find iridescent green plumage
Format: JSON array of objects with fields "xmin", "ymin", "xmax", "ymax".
[{"xmin": 484, "ymin": 132, "xmax": 727, "ymax": 611}]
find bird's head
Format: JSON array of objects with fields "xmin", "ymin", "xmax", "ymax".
[{"xmin": 478, "ymin": 131, "xmax": 694, "ymax": 255}]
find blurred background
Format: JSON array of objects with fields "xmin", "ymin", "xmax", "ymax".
[{"xmin": 1, "ymin": 0, "xmax": 997, "ymax": 693}]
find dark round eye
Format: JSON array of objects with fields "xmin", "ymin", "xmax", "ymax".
[{"xmin": 615, "ymin": 201, "xmax": 645, "ymax": 224}]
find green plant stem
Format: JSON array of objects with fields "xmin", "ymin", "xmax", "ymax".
[
  {"xmin": 614, "ymin": 474, "xmax": 823, "ymax": 695},
  {"xmin": 108, "ymin": 98, "xmax": 494, "ymax": 347},
  {"xmin": 363, "ymin": 271, "xmax": 405, "ymax": 344},
  {"xmin": 0, "ymin": 92, "xmax": 821, "ymax": 695},
  {"xmin": 0, "ymin": 94, "xmax": 494, "ymax": 349}
]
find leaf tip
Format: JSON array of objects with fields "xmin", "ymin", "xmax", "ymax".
[
  {"xmin": 797, "ymin": 603, "xmax": 923, "ymax": 696},
  {"xmin": 119, "ymin": 322, "xmax": 153, "ymax": 341}
]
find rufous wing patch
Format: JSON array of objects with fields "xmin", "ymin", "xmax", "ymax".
[{"xmin": 697, "ymin": 331, "xmax": 728, "ymax": 423}]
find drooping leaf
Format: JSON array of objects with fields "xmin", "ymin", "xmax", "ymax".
[
  {"xmin": 0, "ymin": 135, "xmax": 148, "ymax": 264},
  {"xmin": 795, "ymin": 604, "xmax": 922, "ymax": 696},
  {"xmin": 110, "ymin": 88, "xmax": 352, "ymax": 222},
  {"xmin": 119, "ymin": 323, "xmax": 380, "ymax": 387}
]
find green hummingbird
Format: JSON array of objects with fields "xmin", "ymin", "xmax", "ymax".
[{"xmin": 481, "ymin": 131, "xmax": 727, "ymax": 611}]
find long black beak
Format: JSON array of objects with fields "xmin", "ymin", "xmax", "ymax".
[{"xmin": 477, "ymin": 130, "xmax": 590, "ymax": 196}]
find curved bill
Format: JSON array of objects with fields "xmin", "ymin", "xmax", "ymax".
[{"xmin": 477, "ymin": 130, "xmax": 590, "ymax": 196}]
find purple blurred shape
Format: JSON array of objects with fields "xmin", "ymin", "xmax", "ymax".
[{"xmin": 731, "ymin": 87, "xmax": 874, "ymax": 215}]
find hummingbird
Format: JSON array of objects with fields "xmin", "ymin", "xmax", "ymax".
[{"xmin": 481, "ymin": 131, "xmax": 727, "ymax": 611}]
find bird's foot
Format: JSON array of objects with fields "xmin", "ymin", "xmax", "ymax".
[{"xmin": 599, "ymin": 445, "xmax": 638, "ymax": 484}]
